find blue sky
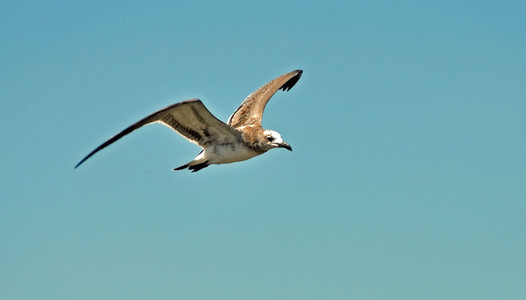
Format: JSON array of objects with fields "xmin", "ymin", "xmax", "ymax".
[{"xmin": 2, "ymin": 1, "xmax": 525, "ymax": 299}]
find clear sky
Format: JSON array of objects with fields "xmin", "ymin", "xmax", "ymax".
[{"xmin": 2, "ymin": 1, "xmax": 525, "ymax": 299}]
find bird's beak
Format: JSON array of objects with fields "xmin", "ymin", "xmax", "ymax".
[{"xmin": 279, "ymin": 141, "xmax": 292, "ymax": 151}]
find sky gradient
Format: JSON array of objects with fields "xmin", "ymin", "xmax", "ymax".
[{"xmin": 2, "ymin": 1, "xmax": 526, "ymax": 299}]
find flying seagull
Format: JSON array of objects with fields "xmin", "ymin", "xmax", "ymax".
[{"xmin": 75, "ymin": 69, "xmax": 303, "ymax": 172}]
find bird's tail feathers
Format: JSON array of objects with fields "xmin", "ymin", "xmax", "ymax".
[{"xmin": 173, "ymin": 161, "xmax": 209, "ymax": 173}]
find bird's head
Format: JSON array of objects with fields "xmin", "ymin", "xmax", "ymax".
[{"xmin": 262, "ymin": 130, "xmax": 292, "ymax": 151}]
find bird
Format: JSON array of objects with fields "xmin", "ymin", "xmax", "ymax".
[{"xmin": 75, "ymin": 69, "xmax": 303, "ymax": 172}]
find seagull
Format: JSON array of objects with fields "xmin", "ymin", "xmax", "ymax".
[{"xmin": 75, "ymin": 69, "xmax": 303, "ymax": 172}]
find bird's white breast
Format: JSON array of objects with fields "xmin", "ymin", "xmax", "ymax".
[{"xmin": 204, "ymin": 143, "xmax": 260, "ymax": 165}]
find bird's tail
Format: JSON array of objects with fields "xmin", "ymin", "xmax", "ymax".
[{"xmin": 173, "ymin": 161, "xmax": 209, "ymax": 173}]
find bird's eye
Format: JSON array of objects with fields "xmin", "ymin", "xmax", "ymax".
[{"xmin": 267, "ymin": 136, "xmax": 275, "ymax": 142}]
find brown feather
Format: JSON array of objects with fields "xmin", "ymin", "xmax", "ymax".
[
  {"xmin": 228, "ymin": 70, "xmax": 302, "ymax": 128},
  {"xmin": 239, "ymin": 125, "xmax": 268, "ymax": 154}
]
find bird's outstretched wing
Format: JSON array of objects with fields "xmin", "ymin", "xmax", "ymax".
[
  {"xmin": 227, "ymin": 69, "xmax": 302, "ymax": 128},
  {"xmin": 75, "ymin": 99, "xmax": 241, "ymax": 168}
]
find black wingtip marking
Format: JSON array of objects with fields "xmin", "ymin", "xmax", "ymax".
[
  {"xmin": 74, "ymin": 146, "xmax": 102, "ymax": 169},
  {"xmin": 279, "ymin": 69, "xmax": 303, "ymax": 92}
]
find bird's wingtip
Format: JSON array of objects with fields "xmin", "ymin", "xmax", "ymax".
[
  {"xmin": 74, "ymin": 160, "xmax": 84, "ymax": 169},
  {"xmin": 279, "ymin": 69, "xmax": 303, "ymax": 92}
]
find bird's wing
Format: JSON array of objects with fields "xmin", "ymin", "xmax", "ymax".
[
  {"xmin": 75, "ymin": 99, "xmax": 241, "ymax": 168},
  {"xmin": 227, "ymin": 69, "xmax": 303, "ymax": 128}
]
